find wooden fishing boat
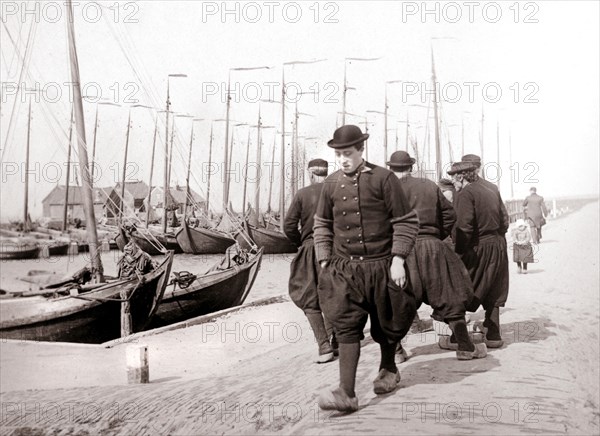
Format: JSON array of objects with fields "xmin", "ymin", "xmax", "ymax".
[
  {"xmin": 236, "ymin": 222, "xmax": 297, "ymax": 254},
  {"xmin": 0, "ymin": 251, "xmax": 174, "ymax": 343},
  {"xmin": 40, "ymin": 240, "xmax": 71, "ymax": 257},
  {"xmin": 175, "ymin": 221, "xmax": 236, "ymax": 254},
  {"xmin": 0, "ymin": 238, "xmax": 40, "ymax": 260},
  {"xmin": 149, "ymin": 247, "xmax": 263, "ymax": 328},
  {"xmin": 123, "ymin": 227, "xmax": 183, "ymax": 255}
]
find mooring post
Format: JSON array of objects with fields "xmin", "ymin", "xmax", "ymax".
[
  {"xmin": 120, "ymin": 287, "xmax": 132, "ymax": 337},
  {"xmin": 126, "ymin": 345, "xmax": 149, "ymax": 384}
]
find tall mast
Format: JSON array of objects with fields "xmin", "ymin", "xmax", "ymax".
[
  {"xmin": 223, "ymin": 72, "xmax": 232, "ymax": 212},
  {"xmin": 162, "ymin": 83, "xmax": 171, "ymax": 233},
  {"xmin": 431, "ymin": 47, "xmax": 442, "ymax": 182},
  {"xmin": 62, "ymin": 108, "xmax": 73, "ymax": 231},
  {"xmin": 253, "ymin": 108, "xmax": 263, "ymax": 222},
  {"xmin": 292, "ymin": 102, "xmax": 298, "ymax": 198},
  {"xmin": 279, "ymin": 69, "xmax": 286, "ymax": 232},
  {"xmin": 206, "ymin": 123, "xmax": 213, "ymax": 216},
  {"xmin": 145, "ymin": 117, "xmax": 158, "ymax": 228},
  {"xmin": 119, "ymin": 109, "xmax": 132, "ymax": 222},
  {"xmin": 66, "ymin": 0, "xmax": 103, "ymax": 281},
  {"xmin": 90, "ymin": 104, "xmax": 99, "ymax": 186},
  {"xmin": 183, "ymin": 124, "xmax": 194, "ymax": 219},
  {"xmin": 23, "ymin": 99, "xmax": 32, "ymax": 230},
  {"xmin": 167, "ymin": 118, "xmax": 175, "ymax": 189},
  {"xmin": 267, "ymin": 135, "xmax": 276, "ymax": 213},
  {"xmin": 242, "ymin": 125, "xmax": 252, "ymax": 218}
]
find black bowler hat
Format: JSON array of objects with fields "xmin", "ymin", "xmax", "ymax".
[
  {"xmin": 461, "ymin": 154, "xmax": 482, "ymax": 168},
  {"xmin": 447, "ymin": 161, "xmax": 477, "ymax": 175},
  {"xmin": 327, "ymin": 125, "xmax": 369, "ymax": 149},
  {"xmin": 386, "ymin": 150, "xmax": 416, "ymax": 169}
]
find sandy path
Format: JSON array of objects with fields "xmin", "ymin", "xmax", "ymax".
[{"xmin": 1, "ymin": 202, "xmax": 598, "ymax": 435}]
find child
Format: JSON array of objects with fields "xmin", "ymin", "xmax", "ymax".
[{"xmin": 511, "ymin": 219, "xmax": 534, "ymax": 274}]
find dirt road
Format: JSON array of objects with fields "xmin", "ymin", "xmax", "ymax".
[{"xmin": 1, "ymin": 202, "xmax": 598, "ymax": 435}]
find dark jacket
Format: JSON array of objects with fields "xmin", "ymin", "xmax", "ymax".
[
  {"xmin": 397, "ymin": 174, "xmax": 455, "ymax": 239},
  {"xmin": 283, "ymin": 183, "xmax": 324, "ymax": 246},
  {"xmin": 454, "ymin": 178, "xmax": 509, "ymax": 254},
  {"xmin": 313, "ymin": 162, "xmax": 419, "ymax": 261},
  {"xmin": 523, "ymin": 193, "xmax": 548, "ymax": 227}
]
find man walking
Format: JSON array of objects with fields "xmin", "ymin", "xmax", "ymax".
[
  {"xmin": 284, "ymin": 158, "xmax": 336, "ymax": 364},
  {"xmin": 523, "ymin": 187, "xmax": 548, "ymax": 243},
  {"xmin": 451, "ymin": 160, "xmax": 510, "ymax": 349},
  {"xmin": 388, "ymin": 151, "xmax": 486, "ymax": 359},
  {"xmin": 314, "ymin": 125, "xmax": 419, "ymax": 412}
]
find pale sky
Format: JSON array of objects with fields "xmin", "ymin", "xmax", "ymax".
[{"xmin": 1, "ymin": 0, "xmax": 598, "ymax": 220}]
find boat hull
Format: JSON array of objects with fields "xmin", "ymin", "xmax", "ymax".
[
  {"xmin": 236, "ymin": 224, "xmax": 297, "ymax": 254},
  {"xmin": 0, "ymin": 239, "xmax": 40, "ymax": 260},
  {"xmin": 130, "ymin": 231, "xmax": 183, "ymax": 255},
  {"xmin": 150, "ymin": 248, "xmax": 263, "ymax": 328},
  {"xmin": 175, "ymin": 222, "xmax": 236, "ymax": 254},
  {"xmin": 0, "ymin": 252, "xmax": 174, "ymax": 343}
]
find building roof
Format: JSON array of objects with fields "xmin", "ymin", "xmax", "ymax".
[
  {"xmin": 151, "ymin": 185, "xmax": 205, "ymax": 208},
  {"xmin": 42, "ymin": 185, "xmax": 111, "ymax": 205},
  {"xmin": 113, "ymin": 180, "xmax": 150, "ymax": 200}
]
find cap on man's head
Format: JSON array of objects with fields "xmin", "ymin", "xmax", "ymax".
[
  {"xmin": 447, "ymin": 161, "xmax": 477, "ymax": 175},
  {"xmin": 386, "ymin": 150, "xmax": 416, "ymax": 170},
  {"xmin": 438, "ymin": 178, "xmax": 455, "ymax": 191},
  {"xmin": 461, "ymin": 154, "xmax": 482, "ymax": 168},
  {"xmin": 308, "ymin": 158, "xmax": 329, "ymax": 176},
  {"xmin": 327, "ymin": 124, "xmax": 369, "ymax": 149},
  {"xmin": 530, "ymin": 186, "xmax": 537, "ymax": 192}
]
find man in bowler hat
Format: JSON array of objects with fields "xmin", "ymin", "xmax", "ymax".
[
  {"xmin": 450, "ymin": 159, "xmax": 510, "ymax": 349},
  {"xmin": 388, "ymin": 151, "xmax": 486, "ymax": 359},
  {"xmin": 314, "ymin": 125, "xmax": 419, "ymax": 412},
  {"xmin": 284, "ymin": 158, "xmax": 336, "ymax": 364}
]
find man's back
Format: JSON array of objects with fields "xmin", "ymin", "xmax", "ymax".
[
  {"xmin": 455, "ymin": 179, "xmax": 506, "ymax": 252},
  {"xmin": 398, "ymin": 175, "xmax": 455, "ymax": 239},
  {"xmin": 283, "ymin": 183, "xmax": 324, "ymax": 245}
]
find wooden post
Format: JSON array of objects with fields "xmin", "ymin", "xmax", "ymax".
[
  {"xmin": 120, "ymin": 287, "xmax": 132, "ymax": 337},
  {"xmin": 126, "ymin": 345, "xmax": 149, "ymax": 384}
]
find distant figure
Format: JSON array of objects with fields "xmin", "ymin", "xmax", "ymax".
[
  {"xmin": 169, "ymin": 209, "xmax": 180, "ymax": 228},
  {"xmin": 118, "ymin": 224, "xmax": 154, "ymax": 278},
  {"xmin": 511, "ymin": 219, "xmax": 534, "ymax": 274},
  {"xmin": 284, "ymin": 158, "xmax": 336, "ymax": 364},
  {"xmin": 73, "ymin": 217, "xmax": 82, "ymax": 229},
  {"xmin": 523, "ymin": 187, "xmax": 548, "ymax": 243}
]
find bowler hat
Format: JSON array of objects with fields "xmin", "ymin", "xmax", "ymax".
[
  {"xmin": 386, "ymin": 151, "xmax": 415, "ymax": 168},
  {"xmin": 447, "ymin": 161, "xmax": 476, "ymax": 175},
  {"xmin": 461, "ymin": 154, "xmax": 482, "ymax": 168},
  {"xmin": 327, "ymin": 125, "xmax": 369, "ymax": 149}
]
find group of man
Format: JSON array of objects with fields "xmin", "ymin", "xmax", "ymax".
[{"xmin": 283, "ymin": 124, "xmax": 510, "ymax": 413}]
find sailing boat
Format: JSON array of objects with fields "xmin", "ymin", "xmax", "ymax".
[
  {"xmin": 175, "ymin": 122, "xmax": 237, "ymax": 254},
  {"xmin": 0, "ymin": 0, "xmax": 173, "ymax": 342},
  {"xmin": 0, "ymin": 100, "xmax": 71, "ymax": 259},
  {"xmin": 235, "ymin": 108, "xmax": 297, "ymax": 254}
]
